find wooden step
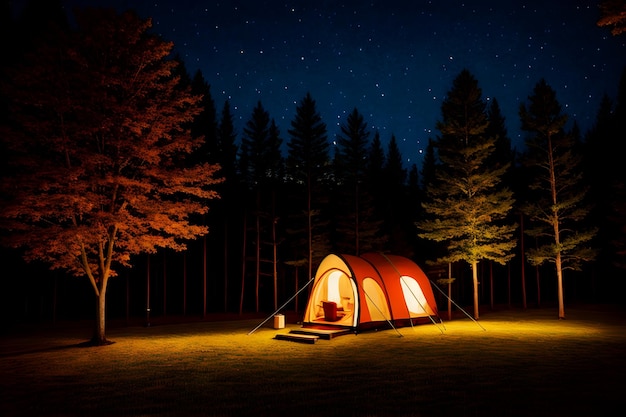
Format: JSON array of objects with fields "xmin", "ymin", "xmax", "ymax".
[
  {"xmin": 274, "ymin": 333, "xmax": 319, "ymax": 344},
  {"xmin": 290, "ymin": 328, "xmax": 351, "ymax": 340}
]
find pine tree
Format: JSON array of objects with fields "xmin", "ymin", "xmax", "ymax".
[
  {"xmin": 240, "ymin": 101, "xmax": 284, "ymax": 311},
  {"xmin": 383, "ymin": 135, "xmax": 410, "ymax": 255},
  {"xmin": 333, "ymin": 107, "xmax": 378, "ymax": 254},
  {"xmin": 286, "ymin": 93, "xmax": 330, "ymax": 280},
  {"xmin": 519, "ymin": 79, "xmax": 597, "ymax": 319},
  {"xmin": 418, "ymin": 69, "xmax": 517, "ymax": 319},
  {"xmin": 0, "ymin": 9, "xmax": 221, "ymax": 344},
  {"xmin": 485, "ymin": 97, "xmax": 517, "ymax": 307},
  {"xmin": 190, "ymin": 70, "xmax": 218, "ymax": 164},
  {"xmin": 214, "ymin": 100, "xmax": 239, "ymax": 312}
]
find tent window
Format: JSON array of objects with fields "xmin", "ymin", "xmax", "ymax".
[
  {"xmin": 363, "ymin": 277, "xmax": 390, "ymax": 321},
  {"xmin": 400, "ymin": 276, "xmax": 428, "ymax": 315}
]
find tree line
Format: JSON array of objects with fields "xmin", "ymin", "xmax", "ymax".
[{"xmin": 1, "ymin": 3, "xmax": 625, "ymax": 343}]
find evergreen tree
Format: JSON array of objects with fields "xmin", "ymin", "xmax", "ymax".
[
  {"xmin": 609, "ymin": 68, "xmax": 626, "ymax": 272},
  {"xmin": 383, "ymin": 135, "xmax": 410, "ymax": 255},
  {"xmin": 333, "ymin": 107, "xmax": 379, "ymax": 254},
  {"xmin": 286, "ymin": 93, "xmax": 330, "ymax": 280},
  {"xmin": 420, "ymin": 138, "xmax": 437, "ymax": 190},
  {"xmin": 213, "ymin": 100, "xmax": 239, "ymax": 312},
  {"xmin": 418, "ymin": 69, "xmax": 517, "ymax": 319},
  {"xmin": 485, "ymin": 97, "xmax": 517, "ymax": 307},
  {"xmin": 217, "ymin": 100, "xmax": 238, "ymax": 185},
  {"xmin": 190, "ymin": 70, "xmax": 218, "ymax": 164},
  {"xmin": 241, "ymin": 101, "xmax": 271, "ymax": 187},
  {"xmin": 519, "ymin": 79, "xmax": 597, "ymax": 319},
  {"xmin": 240, "ymin": 101, "xmax": 284, "ymax": 311},
  {"xmin": 366, "ymin": 131, "xmax": 387, "ymax": 230}
]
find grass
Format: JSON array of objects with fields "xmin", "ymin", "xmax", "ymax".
[{"xmin": 1, "ymin": 305, "xmax": 625, "ymax": 417}]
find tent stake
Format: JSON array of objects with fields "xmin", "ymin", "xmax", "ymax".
[
  {"xmin": 429, "ymin": 279, "xmax": 486, "ymax": 331},
  {"xmin": 247, "ymin": 276, "xmax": 315, "ymax": 335}
]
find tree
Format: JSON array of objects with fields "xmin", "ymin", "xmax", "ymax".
[
  {"xmin": 0, "ymin": 9, "xmax": 221, "ymax": 344},
  {"xmin": 597, "ymin": 0, "xmax": 626, "ymax": 36},
  {"xmin": 190, "ymin": 70, "xmax": 218, "ymax": 164},
  {"xmin": 418, "ymin": 69, "xmax": 517, "ymax": 319},
  {"xmin": 519, "ymin": 79, "xmax": 597, "ymax": 319},
  {"xmin": 286, "ymin": 92, "xmax": 330, "ymax": 281},
  {"xmin": 383, "ymin": 135, "xmax": 411, "ymax": 256},
  {"xmin": 485, "ymin": 98, "xmax": 517, "ymax": 308},
  {"xmin": 333, "ymin": 107, "xmax": 377, "ymax": 254},
  {"xmin": 240, "ymin": 101, "xmax": 283, "ymax": 311}
]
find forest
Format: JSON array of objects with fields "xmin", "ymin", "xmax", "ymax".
[{"xmin": 1, "ymin": 3, "xmax": 625, "ymax": 341}]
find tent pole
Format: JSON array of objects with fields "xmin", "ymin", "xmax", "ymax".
[
  {"xmin": 399, "ymin": 276, "xmax": 445, "ymax": 334},
  {"xmin": 247, "ymin": 276, "xmax": 315, "ymax": 335},
  {"xmin": 378, "ymin": 253, "xmax": 445, "ymax": 334},
  {"xmin": 363, "ymin": 289, "xmax": 403, "ymax": 337},
  {"xmin": 429, "ymin": 279, "xmax": 486, "ymax": 331}
]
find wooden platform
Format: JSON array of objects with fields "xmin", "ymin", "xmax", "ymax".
[
  {"xmin": 274, "ymin": 333, "xmax": 319, "ymax": 344},
  {"xmin": 274, "ymin": 327, "xmax": 352, "ymax": 343},
  {"xmin": 289, "ymin": 328, "xmax": 352, "ymax": 340}
]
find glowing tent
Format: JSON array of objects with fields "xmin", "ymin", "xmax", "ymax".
[{"xmin": 302, "ymin": 253, "xmax": 440, "ymax": 332}]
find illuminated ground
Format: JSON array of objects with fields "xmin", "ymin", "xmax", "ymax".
[{"xmin": 1, "ymin": 305, "xmax": 625, "ymax": 416}]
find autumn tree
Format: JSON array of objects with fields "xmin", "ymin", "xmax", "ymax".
[
  {"xmin": 418, "ymin": 69, "xmax": 517, "ymax": 319},
  {"xmin": 0, "ymin": 9, "xmax": 221, "ymax": 344},
  {"xmin": 520, "ymin": 79, "xmax": 597, "ymax": 319},
  {"xmin": 597, "ymin": 0, "xmax": 626, "ymax": 36}
]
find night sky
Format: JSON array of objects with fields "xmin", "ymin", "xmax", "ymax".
[{"xmin": 14, "ymin": 0, "xmax": 626, "ymax": 168}]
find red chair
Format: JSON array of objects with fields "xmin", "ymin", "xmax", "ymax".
[{"xmin": 322, "ymin": 301, "xmax": 344, "ymax": 322}]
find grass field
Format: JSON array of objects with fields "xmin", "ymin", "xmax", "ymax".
[{"xmin": 1, "ymin": 305, "xmax": 625, "ymax": 417}]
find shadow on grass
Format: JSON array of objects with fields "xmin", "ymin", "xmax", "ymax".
[{"xmin": 0, "ymin": 339, "xmax": 117, "ymax": 358}]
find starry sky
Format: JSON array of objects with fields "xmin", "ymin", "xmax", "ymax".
[{"xmin": 14, "ymin": 0, "xmax": 626, "ymax": 168}]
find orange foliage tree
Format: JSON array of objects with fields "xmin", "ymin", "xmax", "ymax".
[{"xmin": 0, "ymin": 9, "xmax": 221, "ymax": 344}]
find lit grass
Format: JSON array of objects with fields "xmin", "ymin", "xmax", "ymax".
[{"xmin": 1, "ymin": 306, "xmax": 625, "ymax": 416}]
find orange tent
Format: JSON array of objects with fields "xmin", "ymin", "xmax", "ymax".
[{"xmin": 302, "ymin": 253, "xmax": 440, "ymax": 332}]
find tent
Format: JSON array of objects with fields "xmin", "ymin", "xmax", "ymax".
[{"xmin": 302, "ymin": 252, "xmax": 440, "ymax": 332}]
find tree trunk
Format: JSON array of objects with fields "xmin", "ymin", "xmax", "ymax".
[
  {"xmin": 472, "ymin": 260, "xmax": 479, "ymax": 319},
  {"xmin": 163, "ymin": 252, "xmax": 167, "ymax": 317},
  {"xmin": 183, "ymin": 252, "xmax": 187, "ymax": 315},
  {"xmin": 520, "ymin": 213, "xmax": 527, "ymax": 309},
  {"xmin": 146, "ymin": 254, "xmax": 151, "ymax": 327},
  {"xmin": 307, "ymin": 176, "xmax": 313, "ymax": 285},
  {"xmin": 203, "ymin": 234, "xmax": 207, "ymax": 318},
  {"xmin": 556, "ymin": 252, "xmax": 565, "ymax": 319},
  {"xmin": 507, "ymin": 263, "xmax": 511, "ymax": 308},
  {"xmin": 223, "ymin": 222, "xmax": 228, "ymax": 313},
  {"xmin": 294, "ymin": 266, "xmax": 299, "ymax": 313},
  {"xmin": 489, "ymin": 261, "xmax": 494, "ymax": 310},
  {"xmin": 447, "ymin": 263, "xmax": 452, "ymax": 321},
  {"xmin": 92, "ymin": 277, "xmax": 109, "ymax": 345},
  {"xmin": 239, "ymin": 213, "xmax": 247, "ymax": 315}
]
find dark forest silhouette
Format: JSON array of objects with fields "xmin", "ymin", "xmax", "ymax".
[{"xmin": 1, "ymin": 2, "xmax": 625, "ymax": 331}]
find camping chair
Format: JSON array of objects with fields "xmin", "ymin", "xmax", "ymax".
[{"xmin": 322, "ymin": 301, "xmax": 344, "ymax": 322}]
